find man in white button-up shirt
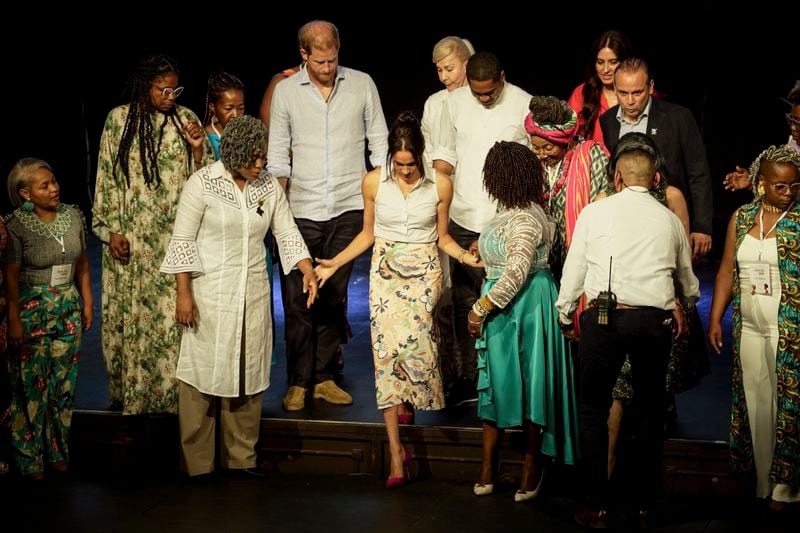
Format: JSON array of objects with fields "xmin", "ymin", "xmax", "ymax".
[
  {"xmin": 267, "ymin": 20, "xmax": 389, "ymax": 411},
  {"xmin": 432, "ymin": 51, "xmax": 531, "ymax": 405},
  {"xmin": 555, "ymin": 133, "xmax": 699, "ymax": 527}
]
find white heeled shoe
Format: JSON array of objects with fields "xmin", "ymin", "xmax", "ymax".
[
  {"xmin": 514, "ymin": 469, "xmax": 545, "ymax": 502},
  {"xmin": 473, "ymin": 482, "xmax": 494, "ymax": 496}
]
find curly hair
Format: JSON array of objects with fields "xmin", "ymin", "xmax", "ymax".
[
  {"xmin": 220, "ymin": 116, "xmax": 267, "ymax": 171},
  {"xmin": 116, "ymin": 54, "xmax": 193, "ymax": 188},
  {"xmin": 483, "ymin": 141, "xmax": 545, "ymax": 209},
  {"xmin": 748, "ymin": 144, "xmax": 800, "ymax": 195}
]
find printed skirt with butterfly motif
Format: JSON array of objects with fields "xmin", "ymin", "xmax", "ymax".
[{"xmin": 370, "ymin": 238, "xmax": 445, "ymax": 411}]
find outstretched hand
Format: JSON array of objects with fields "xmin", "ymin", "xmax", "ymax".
[
  {"xmin": 723, "ymin": 166, "xmax": 750, "ymax": 192},
  {"xmin": 314, "ymin": 258, "xmax": 339, "ymax": 288}
]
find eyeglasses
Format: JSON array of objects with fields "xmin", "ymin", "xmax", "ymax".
[
  {"xmin": 786, "ymin": 113, "xmax": 800, "ymax": 128},
  {"xmin": 153, "ymin": 85, "xmax": 184, "ymax": 98},
  {"xmin": 771, "ymin": 182, "xmax": 800, "ymax": 194}
]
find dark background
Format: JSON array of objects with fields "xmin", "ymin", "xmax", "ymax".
[{"xmin": 1, "ymin": 4, "xmax": 795, "ymax": 252}]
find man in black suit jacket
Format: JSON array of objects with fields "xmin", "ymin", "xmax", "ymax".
[{"xmin": 600, "ymin": 58, "xmax": 712, "ymax": 260}]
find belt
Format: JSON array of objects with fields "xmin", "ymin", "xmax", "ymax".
[{"xmin": 587, "ymin": 299, "xmax": 653, "ymax": 310}]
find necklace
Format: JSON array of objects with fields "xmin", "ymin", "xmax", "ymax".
[
  {"xmin": 543, "ymin": 145, "xmax": 574, "ymax": 202},
  {"xmin": 16, "ymin": 204, "xmax": 72, "ymax": 254},
  {"xmin": 761, "ymin": 202, "xmax": 783, "ymax": 213}
]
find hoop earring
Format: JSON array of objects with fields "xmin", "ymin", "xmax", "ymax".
[{"xmin": 22, "ymin": 200, "xmax": 34, "ymax": 212}]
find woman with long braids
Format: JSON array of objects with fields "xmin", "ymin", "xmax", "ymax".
[
  {"xmin": 93, "ymin": 53, "xmax": 211, "ymax": 414},
  {"xmin": 708, "ymin": 145, "xmax": 800, "ymax": 510},
  {"xmin": 469, "ymin": 141, "xmax": 579, "ymax": 502},
  {"xmin": 203, "ymin": 71, "xmax": 245, "ymax": 161}
]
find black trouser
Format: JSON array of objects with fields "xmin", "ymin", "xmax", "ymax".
[
  {"xmin": 281, "ymin": 211, "xmax": 362, "ymax": 388},
  {"xmin": 447, "ymin": 220, "xmax": 484, "ymax": 383},
  {"xmin": 578, "ymin": 306, "xmax": 672, "ymax": 511}
]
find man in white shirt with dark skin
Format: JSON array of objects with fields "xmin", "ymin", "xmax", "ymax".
[
  {"xmin": 555, "ymin": 133, "xmax": 700, "ymax": 528},
  {"xmin": 433, "ymin": 51, "xmax": 531, "ymax": 406},
  {"xmin": 268, "ymin": 19, "xmax": 389, "ymax": 412}
]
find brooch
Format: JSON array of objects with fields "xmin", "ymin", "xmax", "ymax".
[{"xmin": 256, "ymin": 197, "xmax": 265, "ymax": 217}]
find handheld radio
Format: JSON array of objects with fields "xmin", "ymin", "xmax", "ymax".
[{"xmin": 596, "ymin": 256, "xmax": 617, "ymax": 325}]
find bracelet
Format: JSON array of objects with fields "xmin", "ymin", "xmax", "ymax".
[
  {"xmin": 458, "ymin": 249, "xmax": 468, "ymax": 264},
  {"xmin": 472, "ymin": 296, "xmax": 493, "ymax": 317}
]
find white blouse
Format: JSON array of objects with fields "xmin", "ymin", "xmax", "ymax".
[{"xmin": 374, "ymin": 165, "xmax": 439, "ymax": 243}]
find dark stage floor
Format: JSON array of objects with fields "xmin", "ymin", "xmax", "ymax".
[
  {"xmin": 75, "ymin": 235, "xmax": 732, "ymax": 441},
  {"xmin": 2, "ymin": 467, "xmax": 794, "ymax": 532}
]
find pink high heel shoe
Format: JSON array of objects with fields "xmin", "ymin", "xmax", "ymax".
[
  {"xmin": 398, "ymin": 413, "xmax": 415, "ymax": 425},
  {"xmin": 385, "ymin": 448, "xmax": 412, "ymax": 489}
]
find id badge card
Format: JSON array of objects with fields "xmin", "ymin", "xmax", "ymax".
[
  {"xmin": 748, "ymin": 262, "xmax": 771, "ymax": 296},
  {"xmin": 50, "ymin": 264, "xmax": 72, "ymax": 286}
]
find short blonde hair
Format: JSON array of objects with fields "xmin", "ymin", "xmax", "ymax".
[
  {"xmin": 432, "ymin": 36, "xmax": 474, "ymax": 64},
  {"xmin": 7, "ymin": 157, "xmax": 53, "ymax": 207}
]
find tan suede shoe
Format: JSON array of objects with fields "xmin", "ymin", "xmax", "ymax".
[
  {"xmin": 282, "ymin": 386, "xmax": 306, "ymax": 411},
  {"xmin": 313, "ymin": 380, "xmax": 353, "ymax": 405}
]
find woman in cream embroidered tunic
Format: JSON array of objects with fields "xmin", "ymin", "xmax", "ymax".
[{"xmin": 161, "ymin": 116, "xmax": 316, "ymax": 476}]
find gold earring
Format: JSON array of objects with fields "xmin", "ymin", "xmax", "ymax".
[{"xmin": 757, "ymin": 182, "xmax": 765, "ymax": 196}]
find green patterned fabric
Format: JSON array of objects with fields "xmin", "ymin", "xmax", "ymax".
[
  {"xmin": 730, "ymin": 200, "xmax": 800, "ymax": 487},
  {"xmin": 92, "ymin": 104, "xmax": 211, "ymax": 414}
]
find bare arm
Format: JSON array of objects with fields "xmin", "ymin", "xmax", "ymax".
[
  {"xmin": 74, "ymin": 251, "xmax": 94, "ymax": 332},
  {"xmin": 175, "ymin": 272, "xmax": 196, "ymax": 329},
  {"xmin": 666, "ymin": 185, "xmax": 691, "ymax": 238},
  {"xmin": 435, "ymin": 172, "xmax": 481, "ymax": 266},
  {"xmin": 314, "ymin": 171, "xmax": 379, "ymax": 287},
  {"xmin": 706, "ymin": 212, "xmax": 737, "ymax": 354}
]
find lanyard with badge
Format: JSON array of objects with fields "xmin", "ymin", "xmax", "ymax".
[
  {"xmin": 49, "ymin": 231, "xmax": 72, "ymax": 286},
  {"xmin": 749, "ymin": 208, "xmax": 785, "ymax": 296}
]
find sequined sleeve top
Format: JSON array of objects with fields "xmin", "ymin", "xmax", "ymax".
[{"xmin": 478, "ymin": 204, "xmax": 554, "ymax": 309}]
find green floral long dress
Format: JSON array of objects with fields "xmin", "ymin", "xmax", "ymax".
[{"xmin": 92, "ymin": 104, "xmax": 209, "ymax": 414}]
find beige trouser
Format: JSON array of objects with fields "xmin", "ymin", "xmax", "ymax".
[{"xmin": 178, "ymin": 381, "xmax": 263, "ymax": 476}]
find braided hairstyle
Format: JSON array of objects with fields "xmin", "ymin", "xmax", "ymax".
[
  {"xmin": 528, "ymin": 95, "xmax": 573, "ymax": 128},
  {"xmin": 483, "ymin": 141, "xmax": 545, "ymax": 209},
  {"xmin": 386, "ymin": 111, "xmax": 426, "ymax": 180},
  {"xmin": 116, "ymin": 54, "xmax": 192, "ymax": 188},
  {"xmin": 202, "ymin": 71, "xmax": 245, "ymax": 127},
  {"xmin": 748, "ymin": 145, "xmax": 800, "ymax": 195},
  {"xmin": 578, "ymin": 31, "xmax": 632, "ymax": 139}
]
